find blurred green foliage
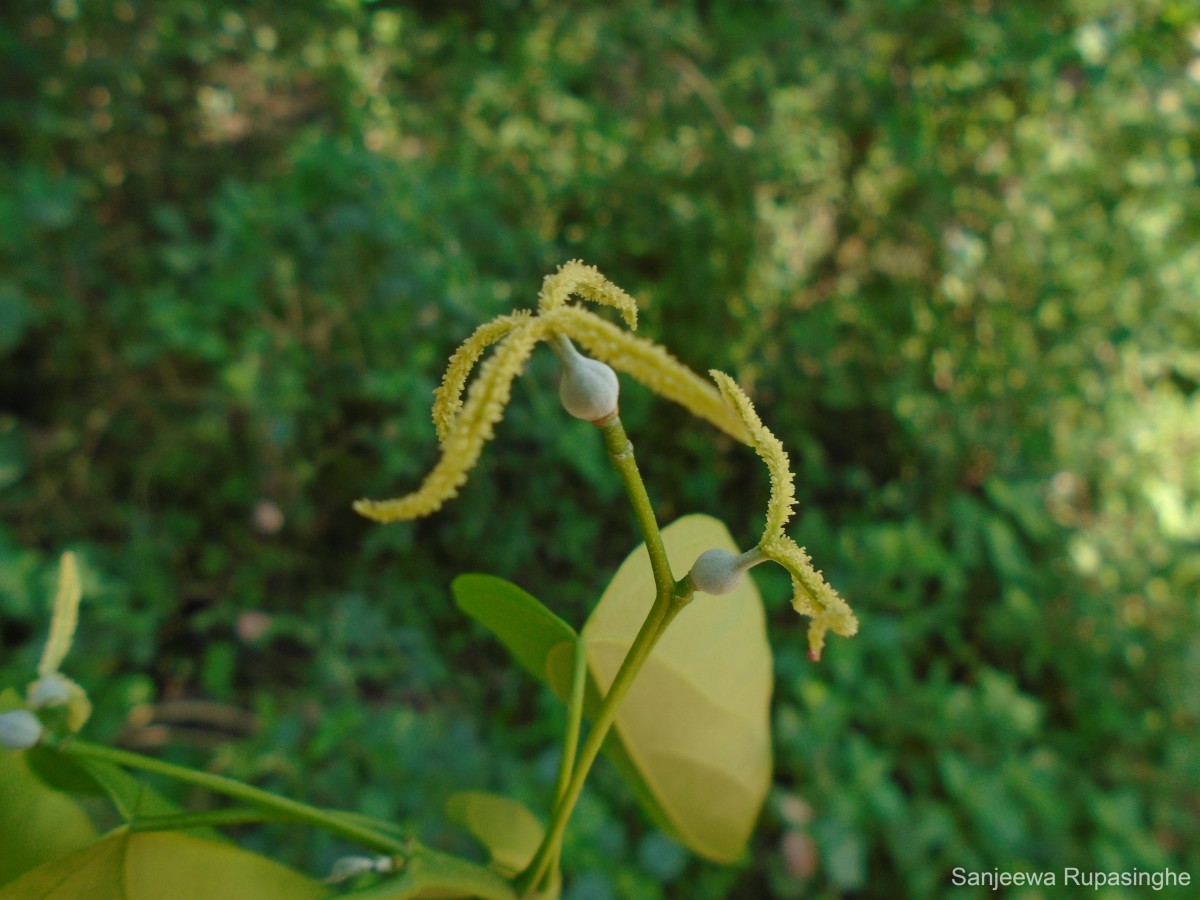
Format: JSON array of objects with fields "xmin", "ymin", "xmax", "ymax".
[{"xmin": 2, "ymin": 0, "xmax": 1198, "ymax": 896}]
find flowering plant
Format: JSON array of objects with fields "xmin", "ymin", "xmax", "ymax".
[{"xmin": 0, "ymin": 263, "xmax": 855, "ymax": 899}]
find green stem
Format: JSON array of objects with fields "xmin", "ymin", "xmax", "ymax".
[
  {"xmin": 598, "ymin": 417, "xmax": 676, "ymax": 601},
  {"xmin": 59, "ymin": 738, "xmax": 406, "ymax": 855},
  {"xmin": 520, "ymin": 416, "xmax": 693, "ymax": 897},
  {"xmin": 540, "ymin": 641, "xmax": 589, "ymax": 889},
  {"xmin": 551, "ymin": 641, "xmax": 588, "ymax": 806},
  {"xmin": 127, "ymin": 807, "xmax": 291, "ymax": 833}
]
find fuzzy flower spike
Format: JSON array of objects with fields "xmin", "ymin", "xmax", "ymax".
[
  {"xmin": 28, "ymin": 551, "xmax": 93, "ymax": 732},
  {"xmin": 689, "ymin": 372, "xmax": 858, "ymax": 661},
  {"xmin": 354, "ymin": 261, "xmax": 752, "ymax": 523}
]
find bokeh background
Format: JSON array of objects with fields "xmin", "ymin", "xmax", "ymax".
[{"xmin": 2, "ymin": 1, "xmax": 1198, "ymax": 897}]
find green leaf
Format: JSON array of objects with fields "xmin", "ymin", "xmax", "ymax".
[
  {"xmin": 580, "ymin": 514, "xmax": 774, "ymax": 863},
  {"xmin": 24, "ymin": 745, "xmax": 107, "ymax": 796},
  {"xmin": 445, "ymin": 791, "xmax": 543, "ymax": 876},
  {"xmin": 451, "ymin": 574, "xmax": 577, "ymax": 697},
  {"xmin": 0, "ymin": 829, "xmax": 327, "ymax": 900},
  {"xmin": 0, "ymin": 747, "xmax": 98, "ymax": 887},
  {"xmin": 339, "ymin": 845, "xmax": 517, "ymax": 900}
]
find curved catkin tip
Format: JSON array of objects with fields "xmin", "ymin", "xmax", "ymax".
[
  {"xmin": 553, "ymin": 306, "xmax": 752, "ymax": 444},
  {"xmin": 432, "ymin": 313, "xmax": 528, "ymax": 444},
  {"xmin": 355, "ymin": 327, "xmax": 544, "ymax": 522},
  {"xmin": 710, "ymin": 370, "xmax": 797, "ymax": 538},
  {"xmin": 538, "ymin": 260, "xmax": 638, "ymax": 331},
  {"xmin": 64, "ymin": 677, "xmax": 92, "ymax": 733},
  {"xmin": 353, "ymin": 497, "xmax": 414, "ymax": 523},
  {"xmin": 763, "ymin": 535, "xmax": 858, "ymax": 657}
]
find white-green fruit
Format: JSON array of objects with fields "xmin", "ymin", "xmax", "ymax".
[{"xmin": 689, "ymin": 548, "xmax": 745, "ymax": 595}]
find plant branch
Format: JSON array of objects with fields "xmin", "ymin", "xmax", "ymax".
[
  {"xmin": 520, "ymin": 415, "xmax": 693, "ymax": 896},
  {"xmin": 127, "ymin": 807, "xmax": 291, "ymax": 833},
  {"xmin": 58, "ymin": 738, "xmax": 406, "ymax": 855},
  {"xmin": 521, "ymin": 596, "xmax": 685, "ymax": 896}
]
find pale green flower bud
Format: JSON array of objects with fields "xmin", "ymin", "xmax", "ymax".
[
  {"xmin": 0, "ymin": 709, "xmax": 44, "ymax": 749},
  {"xmin": 26, "ymin": 672, "xmax": 92, "ymax": 733},
  {"xmin": 549, "ymin": 334, "xmax": 620, "ymax": 422},
  {"xmin": 28, "ymin": 672, "xmax": 72, "ymax": 708},
  {"xmin": 689, "ymin": 546, "xmax": 768, "ymax": 595},
  {"xmin": 689, "ymin": 548, "xmax": 744, "ymax": 594}
]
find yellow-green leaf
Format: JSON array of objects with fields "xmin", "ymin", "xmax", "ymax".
[
  {"xmin": 0, "ymin": 748, "xmax": 98, "ymax": 887},
  {"xmin": 26, "ymin": 747, "xmax": 222, "ymax": 841},
  {"xmin": 580, "ymin": 514, "xmax": 774, "ymax": 863},
  {"xmin": 445, "ymin": 791, "xmax": 543, "ymax": 877},
  {"xmin": 0, "ymin": 830, "xmax": 328, "ymax": 900}
]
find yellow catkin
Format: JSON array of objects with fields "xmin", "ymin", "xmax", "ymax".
[
  {"xmin": 354, "ymin": 323, "xmax": 547, "ymax": 522},
  {"xmin": 357, "ymin": 262, "xmax": 788, "ymax": 528},
  {"xmin": 706, "ymin": 372, "xmax": 856, "ymax": 659},
  {"xmin": 431, "ymin": 313, "xmax": 529, "ymax": 443},
  {"xmin": 358, "ymin": 264, "xmax": 859, "ymax": 655},
  {"xmin": 38, "ymin": 552, "xmax": 81, "ymax": 677},
  {"xmin": 552, "ymin": 307, "xmax": 752, "ymax": 444},
  {"xmin": 709, "ymin": 371, "xmax": 796, "ymax": 535},
  {"xmin": 537, "ymin": 259, "xmax": 638, "ymax": 331}
]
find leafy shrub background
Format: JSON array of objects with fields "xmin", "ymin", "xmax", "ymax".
[{"xmin": 2, "ymin": 0, "xmax": 1198, "ymax": 897}]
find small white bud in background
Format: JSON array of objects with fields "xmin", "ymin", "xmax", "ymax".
[
  {"xmin": 27, "ymin": 673, "xmax": 92, "ymax": 733},
  {"xmin": 0, "ymin": 710, "xmax": 44, "ymax": 749},
  {"xmin": 548, "ymin": 334, "xmax": 619, "ymax": 422},
  {"xmin": 325, "ymin": 855, "xmax": 394, "ymax": 883},
  {"xmin": 689, "ymin": 548, "xmax": 746, "ymax": 595},
  {"xmin": 28, "ymin": 672, "xmax": 72, "ymax": 708}
]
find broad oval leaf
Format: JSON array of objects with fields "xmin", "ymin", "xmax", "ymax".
[
  {"xmin": 451, "ymin": 574, "xmax": 577, "ymax": 696},
  {"xmin": 581, "ymin": 514, "xmax": 773, "ymax": 863},
  {"xmin": 445, "ymin": 791, "xmax": 543, "ymax": 877},
  {"xmin": 0, "ymin": 829, "xmax": 327, "ymax": 900}
]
